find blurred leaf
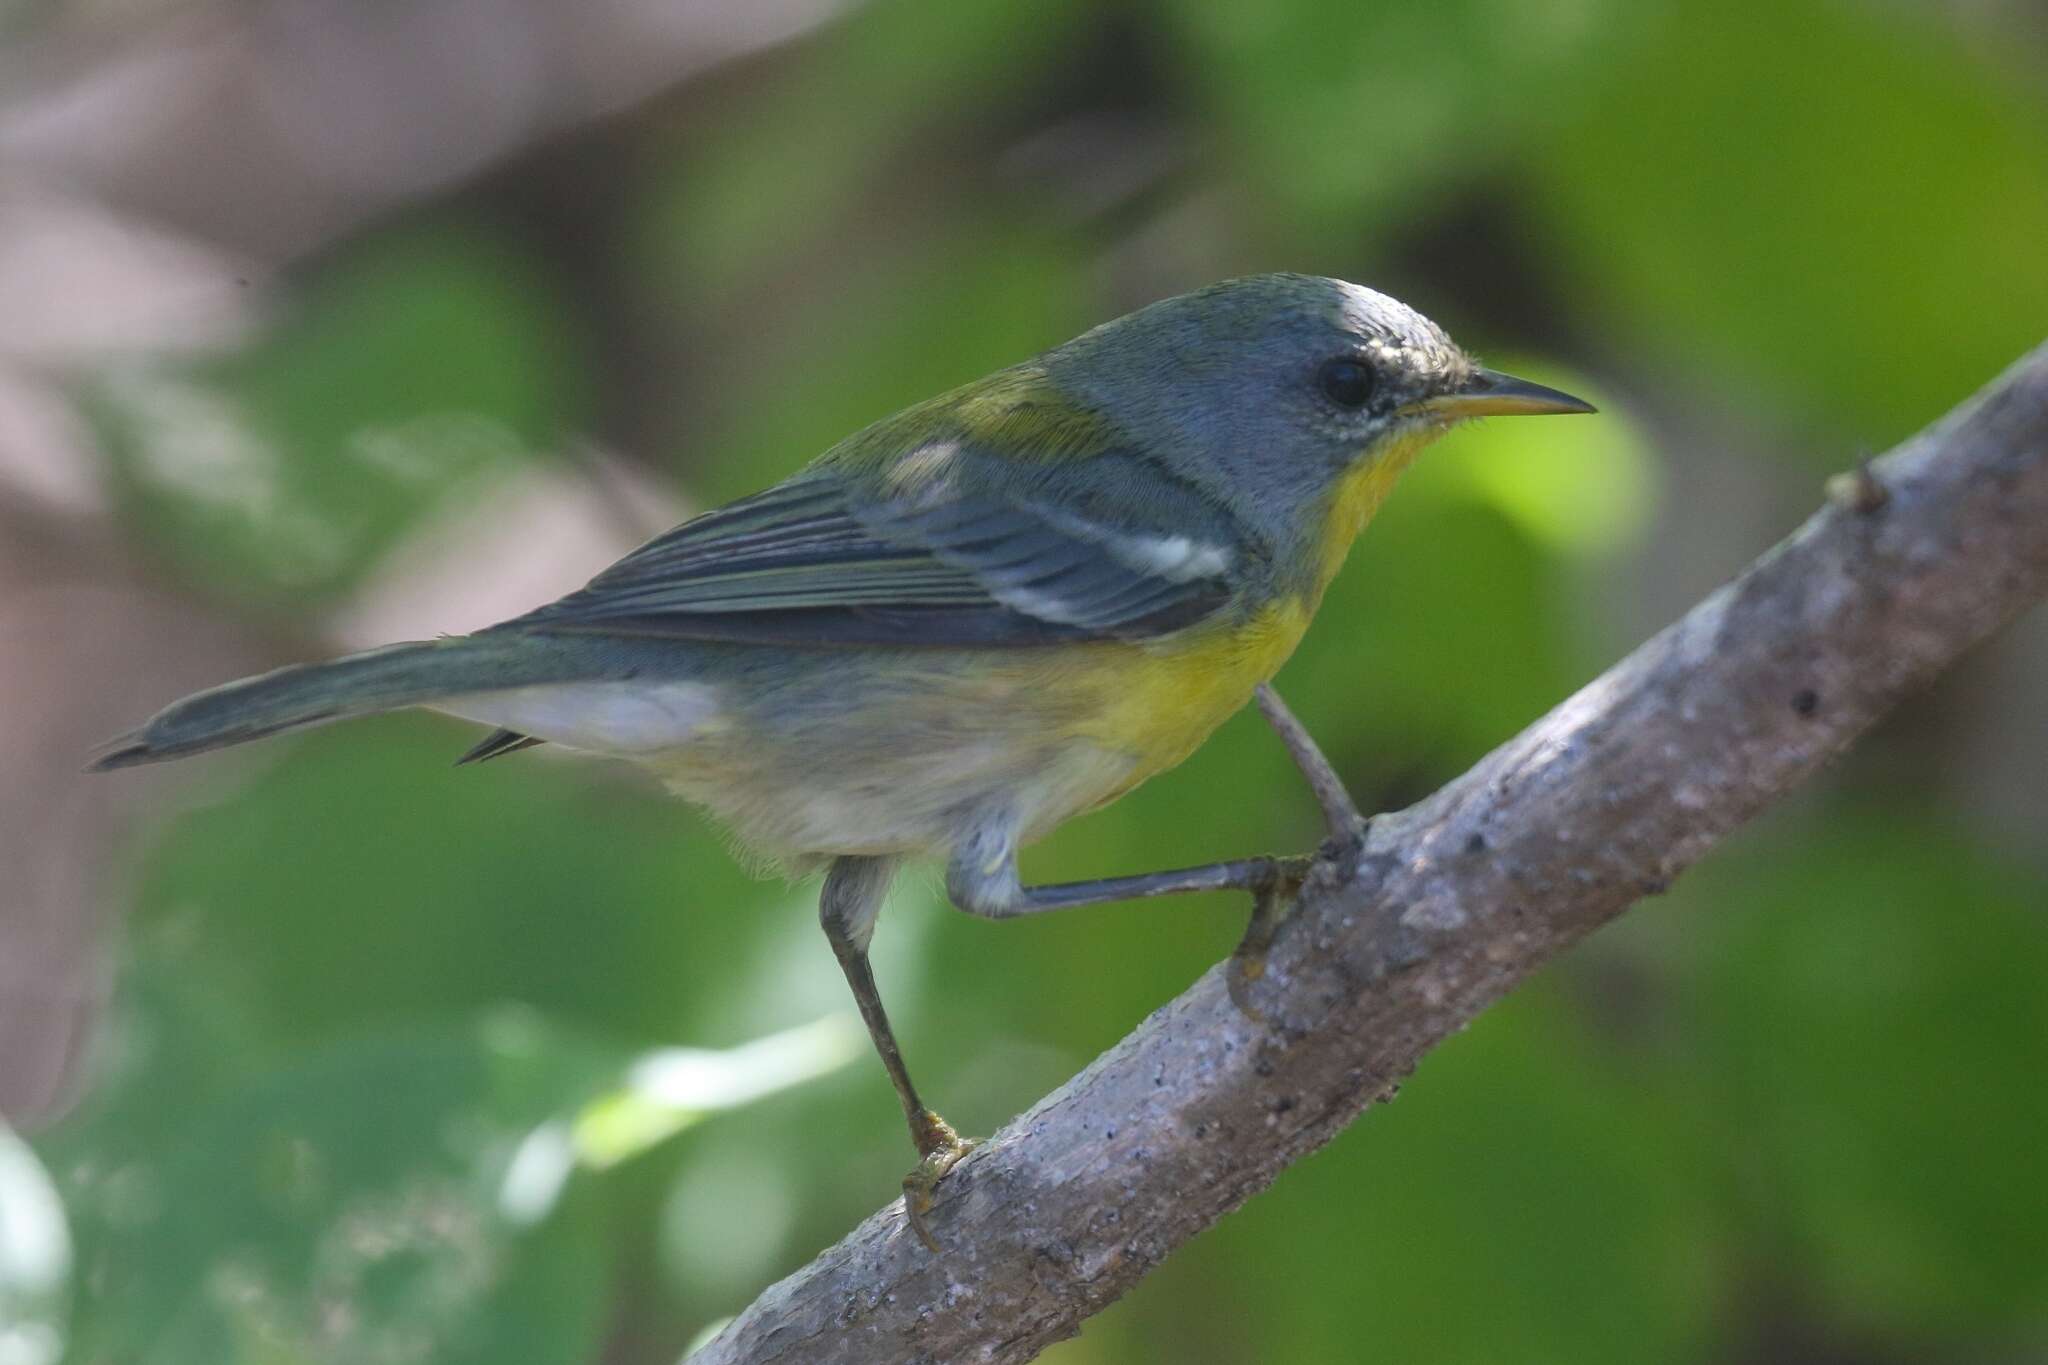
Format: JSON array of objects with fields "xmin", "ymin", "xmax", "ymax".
[
  {"xmin": 92, "ymin": 221, "xmax": 583, "ymax": 608},
  {"xmin": 1679, "ymin": 808, "xmax": 2048, "ymax": 1342},
  {"xmin": 641, "ymin": 0, "xmax": 1090, "ymax": 294},
  {"xmin": 32, "ymin": 917, "xmax": 281, "ymax": 1186},
  {"xmin": 1534, "ymin": 0, "xmax": 2048, "ymax": 446},
  {"xmin": 567, "ymin": 1014, "xmax": 863, "ymax": 1172},
  {"xmin": 55, "ymin": 1011, "xmax": 621, "ymax": 1365},
  {"xmin": 0, "ymin": 1123, "xmax": 70, "ymax": 1365},
  {"xmin": 39, "ymin": 931, "xmax": 872, "ymax": 1365},
  {"xmin": 1159, "ymin": 0, "xmax": 1658, "ymax": 245},
  {"xmin": 125, "ymin": 717, "xmax": 771, "ymax": 1047},
  {"xmin": 1291, "ymin": 490, "xmax": 1579, "ymax": 771}
]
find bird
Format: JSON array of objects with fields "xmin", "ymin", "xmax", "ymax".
[{"xmin": 91, "ymin": 273, "xmax": 1594, "ymax": 1247}]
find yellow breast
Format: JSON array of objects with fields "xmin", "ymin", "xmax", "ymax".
[
  {"xmin": 1072, "ymin": 601, "xmax": 1310, "ymax": 780},
  {"xmin": 1033, "ymin": 427, "xmax": 1441, "ymax": 807},
  {"xmin": 1315, "ymin": 425, "xmax": 1436, "ymax": 587}
]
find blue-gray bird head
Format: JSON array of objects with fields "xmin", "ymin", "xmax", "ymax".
[{"xmin": 1044, "ymin": 273, "xmax": 1592, "ymax": 545}]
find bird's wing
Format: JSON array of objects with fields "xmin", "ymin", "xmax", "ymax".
[{"xmin": 494, "ymin": 463, "xmax": 1241, "ymax": 648}]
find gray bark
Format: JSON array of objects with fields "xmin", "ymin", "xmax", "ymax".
[{"xmin": 697, "ymin": 342, "xmax": 2048, "ymax": 1364}]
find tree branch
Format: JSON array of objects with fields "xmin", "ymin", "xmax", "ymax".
[{"xmin": 697, "ymin": 343, "xmax": 2048, "ymax": 1365}]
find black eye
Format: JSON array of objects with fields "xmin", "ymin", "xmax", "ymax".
[{"xmin": 1318, "ymin": 357, "xmax": 1377, "ymax": 409}]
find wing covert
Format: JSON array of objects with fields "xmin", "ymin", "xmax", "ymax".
[{"xmin": 496, "ymin": 464, "xmax": 1239, "ymax": 648}]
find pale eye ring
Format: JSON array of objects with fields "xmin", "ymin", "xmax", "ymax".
[{"xmin": 1318, "ymin": 357, "xmax": 1377, "ymax": 409}]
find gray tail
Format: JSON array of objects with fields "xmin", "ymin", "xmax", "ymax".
[{"xmin": 89, "ymin": 636, "xmax": 552, "ymax": 771}]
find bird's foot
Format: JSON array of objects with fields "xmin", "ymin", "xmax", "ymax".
[
  {"xmin": 903, "ymin": 1109, "xmax": 980, "ymax": 1252},
  {"xmin": 1228, "ymin": 853, "xmax": 1314, "ymax": 1020}
]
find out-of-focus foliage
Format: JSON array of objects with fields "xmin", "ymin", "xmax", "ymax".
[
  {"xmin": 1678, "ymin": 810, "xmax": 2048, "ymax": 1338},
  {"xmin": 90, "ymin": 226, "xmax": 584, "ymax": 610},
  {"xmin": 1533, "ymin": 0, "xmax": 2048, "ymax": 445},
  {"xmin": 18, "ymin": 0, "xmax": 2048, "ymax": 1361}
]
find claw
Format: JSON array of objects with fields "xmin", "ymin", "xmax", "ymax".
[
  {"xmin": 901, "ymin": 1111, "xmax": 980, "ymax": 1251},
  {"xmin": 1228, "ymin": 854, "xmax": 1309, "ymax": 1022}
]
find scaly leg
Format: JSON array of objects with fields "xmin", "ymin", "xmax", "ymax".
[
  {"xmin": 946, "ymin": 851, "xmax": 1307, "ymax": 918},
  {"xmin": 818, "ymin": 855, "xmax": 976, "ymax": 1252},
  {"xmin": 1254, "ymin": 682, "xmax": 1365, "ymax": 844}
]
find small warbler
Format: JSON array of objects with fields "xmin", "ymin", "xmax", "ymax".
[{"xmin": 94, "ymin": 274, "xmax": 1592, "ymax": 1246}]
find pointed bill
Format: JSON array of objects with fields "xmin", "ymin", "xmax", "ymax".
[{"xmin": 1408, "ymin": 367, "xmax": 1597, "ymax": 419}]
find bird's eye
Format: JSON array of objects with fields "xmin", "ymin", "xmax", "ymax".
[{"xmin": 1318, "ymin": 357, "xmax": 1377, "ymax": 409}]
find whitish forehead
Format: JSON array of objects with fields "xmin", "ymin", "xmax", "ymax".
[{"xmin": 1332, "ymin": 281, "xmax": 1448, "ymax": 347}]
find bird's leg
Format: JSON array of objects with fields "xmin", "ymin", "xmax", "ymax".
[
  {"xmin": 818, "ymin": 855, "xmax": 975, "ymax": 1252},
  {"xmin": 1254, "ymin": 682, "xmax": 1365, "ymax": 846},
  {"xmin": 1240, "ymin": 684, "xmax": 1370, "ymax": 994},
  {"xmin": 947, "ymin": 818, "xmax": 1311, "ymax": 1020},
  {"xmin": 819, "ymin": 857, "xmax": 924, "ymax": 1136},
  {"xmin": 946, "ymin": 851, "xmax": 1308, "ymax": 916}
]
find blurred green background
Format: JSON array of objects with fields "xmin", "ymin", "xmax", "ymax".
[{"xmin": 2, "ymin": 0, "xmax": 2045, "ymax": 1361}]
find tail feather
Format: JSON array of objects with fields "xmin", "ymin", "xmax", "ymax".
[
  {"xmin": 89, "ymin": 637, "xmax": 555, "ymax": 771},
  {"xmin": 453, "ymin": 729, "xmax": 545, "ymax": 765}
]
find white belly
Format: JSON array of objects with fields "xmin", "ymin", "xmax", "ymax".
[
  {"xmin": 429, "ymin": 671, "xmax": 1141, "ymax": 871},
  {"xmin": 433, "ymin": 681, "xmax": 724, "ymax": 753},
  {"xmin": 655, "ymin": 736, "xmax": 1138, "ymax": 868}
]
